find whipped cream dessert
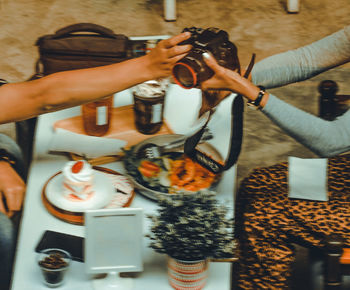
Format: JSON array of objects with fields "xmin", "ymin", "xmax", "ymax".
[{"xmin": 62, "ymin": 160, "xmax": 94, "ymax": 201}]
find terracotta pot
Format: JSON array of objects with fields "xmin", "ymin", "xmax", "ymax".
[{"xmin": 167, "ymin": 256, "xmax": 208, "ymax": 290}]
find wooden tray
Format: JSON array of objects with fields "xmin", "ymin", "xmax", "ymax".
[
  {"xmin": 42, "ymin": 166, "xmax": 135, "ymax": 225},
  {"xmin": 53, "ymin": 105, "xmax": 173, "ymax": 165}
]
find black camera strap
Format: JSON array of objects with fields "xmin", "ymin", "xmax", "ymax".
[{"xmin": 184, "ymin": 53, "xmax": 256, "ymax": 174}]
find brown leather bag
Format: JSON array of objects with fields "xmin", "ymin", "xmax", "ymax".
[
  {"xmin": 19, "ymin": 23, "xmax": 130, "ymax": 168},
  {"xmin": 34, "ymin": 23, "xmax": 130, "ymax": 76}
]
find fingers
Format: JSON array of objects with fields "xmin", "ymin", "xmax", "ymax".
[
  {"xmin": 200, "ymin": 80, "xmax": 211, "ymax": 91},
  {"xmin": 0, "ymin": 162, "xmax": 26, "ymax": 213},
  {"xmin": 0, "ymin": 197, "xmax": 14, "ymax": 218},
  {"xmin": 202, "ymin": 52, "xmax": 221, "ymax": 72},
  {"xmin": 4, "ymin": 186, "xmax": 24, "ymax": 212},
  {"xmin": 163, "ymin": 32, "xmax": 191, "ymax": 48},
  {"xmin": 167, "ymin": 44, "xmax": 192, "ymax": 58},
  {"xmin": 0, "ymin": 196, "xmax": 7, "ymax": 215},
  {"xmin": 169, "ymin": 52, "xmax": 190, "ymax": 64},
  {"xmin": 201, "ymin": 81, "xmax": 219, "ymax": 91}
]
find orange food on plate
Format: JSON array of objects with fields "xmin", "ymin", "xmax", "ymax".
[
  {"xmin": 138, "ymin": 160, "xmax": 161, "ymax": 178},
  {"xmin": 169, "ymin": 156, "xmax": 216, "ymax": 192},
  {"xmin": 137, "ymin": 154, "xmax": 217, "ymax": 193}
]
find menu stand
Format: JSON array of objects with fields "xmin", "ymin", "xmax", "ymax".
[{"xmin": 85, "ymin": 208, "xmax": 143, "ymax": 290}]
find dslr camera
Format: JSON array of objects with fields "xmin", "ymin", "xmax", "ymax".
[{"xmin": 172, "ymin": 27, "xmax": 240, "ymax": 89}]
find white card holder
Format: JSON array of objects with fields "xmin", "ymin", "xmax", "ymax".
[
  {"xmin": 288, "ymin": 156, "xmax": 328, "ymax": 201},
  {"xmin": 84, "ymin": 208, "xmax": 144, "ymax": 290}
]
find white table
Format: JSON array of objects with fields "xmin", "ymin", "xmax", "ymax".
[{"xmin": 11, "ymin": 85, "xmax": 236, "ymax": 290}]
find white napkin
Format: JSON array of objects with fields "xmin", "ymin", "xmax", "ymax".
[
  {"xmin": 49, "ymin": 128, "xmax": 127, "ymax": 158},
  {"xmin": 288, "ymin": 156, "xmax": 328, "ymax": 201}
]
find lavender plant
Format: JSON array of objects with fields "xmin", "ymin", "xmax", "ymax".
[{"xmin": 147, "ymin": 191, "xmax": 236, "ymax": 261}]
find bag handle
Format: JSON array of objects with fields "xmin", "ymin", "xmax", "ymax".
[{"xmin": 53, "ymin": 23, "xmax": 118, "ymax": 39}]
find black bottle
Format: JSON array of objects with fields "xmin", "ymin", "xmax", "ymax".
[{"xmin": 319, "ymin": 80, "xmax": 338, "ymax": 120}]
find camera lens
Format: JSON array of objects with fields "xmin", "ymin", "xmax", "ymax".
[{"xmin": 173, "ymin": 62, "xmax": 197, "ymax": 88}]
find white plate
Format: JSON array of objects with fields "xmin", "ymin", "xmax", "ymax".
[{"xmin": 45, "ymin": 170, "xmax": 114, "ymax": 212}]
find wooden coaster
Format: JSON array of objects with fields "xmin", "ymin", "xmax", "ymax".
[{"xmin": 42, "ymin": 166, "xmax": 135, "ymax": 225}]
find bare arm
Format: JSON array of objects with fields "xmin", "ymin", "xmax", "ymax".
[{"xmin": 0, "ymin": 32, "xmax": 191, "ymax": 124}]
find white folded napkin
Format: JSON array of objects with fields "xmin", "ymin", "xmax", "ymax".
[
  {"xmin": 288, "ymin": 156, "xmax": 328, "ymax": 201},
  {"xmin": 49, "ymin": 128, "xmax": 127, "ymax": 158}
]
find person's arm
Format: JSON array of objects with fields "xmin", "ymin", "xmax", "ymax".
[
  {"xmin": 252, "ymin": 26, "xmax": 350, "ymax": 88},
  {"xmin": 201, "ymin": 52, "xmax": 269, "ymax": 107},
  {"xmin": 262, "ymin": 95, "xmax": 350, "ymax": 157},
  {"xmin": 201, "ymin": 52, "xmax": 350, "ymax": 157},
  {"xmin": 201, "ymin": 26, "xmax": 350, "ymax": 106},
  {"xmin": 0, "ymin": 32, "xmax": 192, "ymax": 124}
]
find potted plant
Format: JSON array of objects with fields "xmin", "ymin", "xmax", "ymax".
[{"xmin": 147, "ymin": 190, "xmax": 236, "ymax": 290}]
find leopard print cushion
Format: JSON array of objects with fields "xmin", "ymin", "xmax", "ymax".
[{"xmin": 234, "ymin": 153, "xmax": 350, "ymax": 289}]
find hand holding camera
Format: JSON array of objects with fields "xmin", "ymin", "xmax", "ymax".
[
  {"xmin": 172, "ymin": 27, "xmax": 241, "ymax": 89},
  {"xmin": 172, "ymin": 27, "xmax": 264, "ymax": 110},
  {"xmin": 145, "ymin": 32, "xmax": 192, "ymax": 79},
  {"xmin": 201, "ymin": 48, "xmax": 268, "ymax": 108}
]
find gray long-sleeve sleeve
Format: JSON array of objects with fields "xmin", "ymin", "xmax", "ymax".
[
  {"xmin": 262, "ymin": 95, "xmax": 350, "ymax": 157},
  {"xmin": 252, "ymin": 26, "xmax": 350, "ymax": 88},
  {"xmin": 250, "ymin": 26, "xmax": 350, "ymax": 157}
]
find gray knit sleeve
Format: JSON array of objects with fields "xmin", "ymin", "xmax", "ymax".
[
  {"xmin": 262, "ymin": 95, "xmax": 350, "ymax": 157},
  {"xmin": 252, "ymin": 26, "xmax": 350, "ymax": 88},
  {"xmin": 251, "ymin": 26, "xmax": 350, "ymax": 157}
]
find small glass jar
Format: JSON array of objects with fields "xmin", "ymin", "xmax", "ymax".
[
  {"xmin": 82, "ymin": 95, "xmax": 113, "ymax": 136},
  {"xmin": 132, "ymin": 80, "xmax": 167, "ymax": 135},
  {"xmin": 37, "ymin": 248, "xmax": 71, "ymax": 288},
  {"xmin": 133, "ymin": 93, "xmax": 165, "ymax": 135}
]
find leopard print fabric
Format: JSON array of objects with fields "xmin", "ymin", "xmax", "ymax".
[{"xmin": 234, "ymin": 153, "xmax": 350, "ymax": 289}]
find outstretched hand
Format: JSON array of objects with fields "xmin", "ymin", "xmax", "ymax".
[
  {"xmin": 199, "ymin": 52, "xmax": 262, "ymax": 111},
  {"xmin": 146, "ymin": 32, "xmax": 192, "ymax": 79},
  {"xmin": 201, "ymin": 52, "xmax": 251, "ymax": 95},
  {"xmin": 0, "ymin": 162, "xmax": 25, "ymax": 217},
  {"xmin": 198, "ymin": 52, "xmax": 239, "ymax": 115}
]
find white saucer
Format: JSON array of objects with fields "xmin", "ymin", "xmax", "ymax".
[{"xmin": 45, "ymin": 170, "xmax": 114, "ymax": 212}]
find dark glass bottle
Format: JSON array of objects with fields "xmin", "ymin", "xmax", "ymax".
[
  {"xmin": 319, "ymin": 80, "xmax": 338, "ymax": 121},
  {"xmin": 133, "ymin": 92, "xmax": 165, "ymax": 135}
]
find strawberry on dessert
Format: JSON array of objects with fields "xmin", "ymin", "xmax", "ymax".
[{"xmin": 62, "ymin": 160, "xmax": 94, "ymax": 201}]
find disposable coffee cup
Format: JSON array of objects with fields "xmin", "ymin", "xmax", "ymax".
[
  {"xmin": 37, "ymin": 248, "xmax": 71, "ymax": 288},
  {"xmin": 133, "ymin": 80, "xmax": 167, "ymax": 135}
]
